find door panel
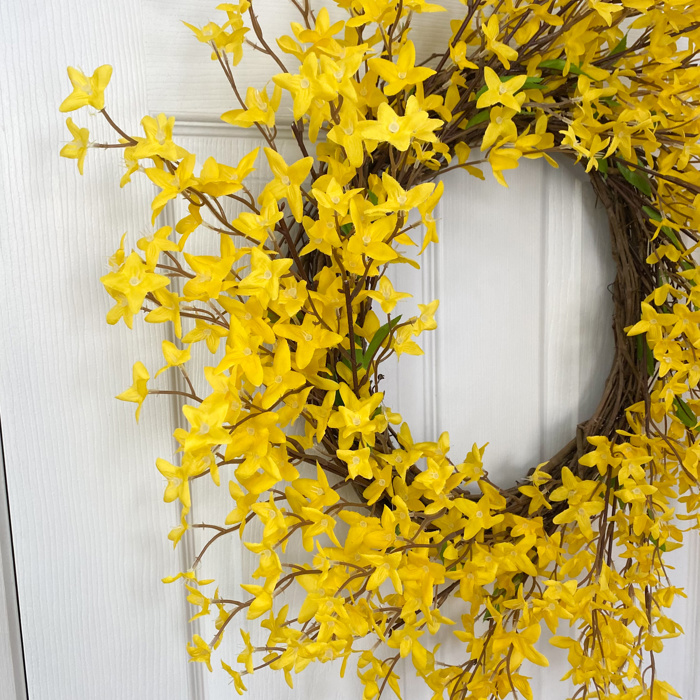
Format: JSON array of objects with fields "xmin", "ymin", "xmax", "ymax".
[{"xmin": 2, "ymin": 1, "xmax": 700, "ymax": 698}]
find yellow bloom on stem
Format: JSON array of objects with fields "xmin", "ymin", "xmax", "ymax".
[
  {"xmin": 221, "ymin": 662, "xmax": 247, "ymax": 695},
  {"xmin": 273, "ymin": 315, "xmax": 343, "ymax": 369},
  {"xmin": 154, "ymin": 340, "xmax": 191, "ymax": 378},
  {"xmin": 625, "ymin": 302, "xmax": 675, "ymax": 342},
  {"xmin": 154, "ymin": 458, "xmax": 191, "ymax": 509},
  {"xmin": 482, "ymin": 16, "xmax": 518, "ymax": 69},
  {"xmin": 59, "ymin": 65, "xmax": 112, "ymax": 112},
  {"xmin": 491, "ymin": 623, "xmax": 549, "ymax": 667},
  {"xmin": 368, "ymin": 172, "xmax": 435, "ymax": 215},
  {"xmin": 418, "ymin": 180, "xmax": 443, "ymax": 253},
  {"xmin": 238, "ymin": 247, "xmax": 294, "ymax": 303},
  {"xmin": 366, "ymin": 277, "xmax": 412, "ymax": 313},
  {"xmin": 100, "ymin": 251, "xmax": 170, "ymax": 315},
  {"xmin": 144, "ymin": 288, "xmax": 182, "ymax": 337},
  {"xmin": 368, "ymin": 40, "xmax": 436, "ymax": 96},
  {"xmin": 328, "ymin": 384, "xmax": 386, "ymax": 449},
  {"xmin": 60, "ymin": 118, "xmax": 90, "ymax": 174},
  {"xmin": 116, "ymin": 361, "xmax": 150, "ymax": 422},
  {"xmin": 359, "ymin": 96, "xmax": 443, "ymax": 152},
  {"xmin": 476, "ymin": 67, "xmax": 527, "ymax": 112},
  {"xmin": 272, "ymin": 54, "xmax": 338, "ymax": 120},
  {"xmin": 260, "ymin": 148, "xmax": 314, "ymax": 222},
  {"xmin": 180, "ymin": 397, "xmax": 233, "ymax": 453},
  {"xmin": 130, "ymin": 114, "xmax": 188, "ymax": 162},
  {"xmin": 327, "ymin": 108, "xmax": 367, "ymax": 167},
  {"xmin": 222, "ymin": 84, "xmax": 282, "ymax": 129},
  {"xmin": 240, "ymin": 577, "xmax": 278, "ymax": 619},
  {"xmin": 145, "ymin": 154, "xmax": 197, "ymax": 222},
  {"xmin": 453, "ymin": 495, "xmax": 505, "ymax": 539},
  {"xmin": 364, "ymin": 551, "xmax": 402, "ymax": 593},
  {"xmin": 412, "ymin": 299, "xmax": 439, "ymax": 334},
  {"xmin": 261, "ymin": 339, "xmax": 306, "ymax": 409},
  {"xmin": 186, "ymin": 634, "xmax": 212, "ymax": 672},
  {"xmin": 182, "ymin": 319, "xmax": 228, "ymax": 354},
  {"xmin": 481, "ymin": 106, "xmax": 518, "ymax": 151},
  {"xmin": 488, "ymin": 146, "xmax": 523, "ymax": 187},
  {"xmin": 337, "ymin": 446, "xmax": 375, "ymax": 480},
  {"xmin": 136, "ymin": 226, "xmax": 178, "ymax": 269}
]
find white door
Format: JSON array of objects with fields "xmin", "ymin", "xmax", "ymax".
[{"xmin": 2, "ymin": 1, "xmax": 699, "ymax": 699}]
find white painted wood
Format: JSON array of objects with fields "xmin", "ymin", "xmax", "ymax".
[
  {"xmin": 142, "ymin": 0, "xmax": 465, "ymax": 125},
  {"xmin": 0, "ymin": 2, "xmax": 191, "ymax": 699},
  {"xmin": 2, "ymin": 1, "xmax": 699, "ymax": 699}
]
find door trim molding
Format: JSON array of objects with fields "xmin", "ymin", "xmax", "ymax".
[{"xmin": 0, "ymin": 416, "xmax": 28, "ymax": 700}]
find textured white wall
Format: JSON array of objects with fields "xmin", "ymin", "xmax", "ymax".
[{"xmin": 1, "ymin": 1, "xmax": 699, "ymax": 699}]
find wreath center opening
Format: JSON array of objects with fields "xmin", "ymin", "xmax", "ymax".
[{"xmin": 384, "ymin": 157, "xmax": 616, "ymax": 487}]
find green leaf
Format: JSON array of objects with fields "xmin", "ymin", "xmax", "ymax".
[
  {"xmin": 597, "ymin": 157, "xmax": 609, "ymax": 176},
  {"xmin": 610, "ymin": 35, "xmax": 627, "ymax": 56},
  {"xmin": 617, "ymin": 161, "xmax": 652, "ymax": 196},
  {"xmin": 522, "ymin": 76, "xmax": 545, "ymax": 91},
  {"xmin": 600, "ymin": 96, "xmax": 621, "ymax": 109},
  {"xmin": 643, "ymin": 206, "xmax": 685, "ymax": 252},
  {"xmin": 649, "ymin": 535, "xmax": 667, "ymax": 551},
  {"xmin": 674, "ymin": 397, "xmax": 698, "ymax": 429},
  {"xmin": 465, "ymin": 110, "xmax": 490, "ymax": 128},
  {"xmin": 643, "ymin": 205, "xmax": 662, "ymax": 222},
  {"xmin": 367, "ymin": 190, "xmax": 379, "ymax": 206},
  {"xmin": 340, "ymin": 222, "xmax": 354, "ymax": 236},
  {"xmin": 538, "ymin": 58, "xmax": 586, "ymax": 76},
  {"xmin": 340, "ymin": 346, "xmax": 365, "ymax": 371},
  {"xmin": 635, "ymin": 335, "xmax": 655, "ymax": 377},
  {"xmin": 362, "ymin": 316, "xmax": 402, "ymax": 370}
]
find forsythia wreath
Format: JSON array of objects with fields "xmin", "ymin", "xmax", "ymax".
[{"xmin": 60, "ymin": 0, "xmax": 700, "ymax": 698}]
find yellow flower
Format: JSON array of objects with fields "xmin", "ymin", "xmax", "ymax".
[
  {"xmin": 328, "ymin": 384, "xmax": 386, "ymax": 449},
  {"xmin": 180, "ymin": 396, "xmax": 233, "ymax": 453},
  {"xmin": 59, "ymin": 65, "xmax": 112, "ymax": 112},
  {"xmin": 368, "ymin": 40, "xmax": 436, "ymax": 96},
  {"xmin": 273, "ymin": 315, "xmax": 343, "ymax": 369},
  {"xmin": 238, "ymin": 246, "xmax": 294, "ymax": 303},
  {"xmin": 488, "ymin": 145, "xmax": 523, "ymax": 187},
  {"xmin": 337, "ymin": 447, "xmax": 375, "ymax": 480},
  {"xmin": 453, "ymin": 495, "xmax": 505, "ymax": 539},
  {"xmin": 481, "ymin": 106, "xmax": 518, "ymax": 151},
  {"xmin": 259, "ymin": 148, "xmax": 314, "ymax": 222},
  {"xmin": 261, "ymin": 340, "xmax": 306, "ymax": 409},
  {"xmin": 417, "ymin": 180, "xmax": 443, "ymax": 253},
  {"xmin": 366, "ymin": 277, "xmax": 412, "ymax": 313},
  {"xmin": 145, "ymin": 154, "xmax": 197, "ymax": 222},
  {"xmin": 359, "ymin": 96, "xmax": 443, "ymax": 152},
  {"xmin": 221, "ymin": 84, "xmax": 282, "ymax": 128},
  {"xmin": 154, "ymin": 340, "xmax": 191, "ymax": 378},
  {"xmin": 116, "ymin": 361, "xmax": 150, "ymax": 422},
  {"xmin": 240, "ymin": 577, "xmax": 278, "ymax": 619},
  {"xmin": 327, "ymin": 108, "xmax": 367, "ymax": 167},
  {"xmin": 100, "ymin": 251, "xmax": 170, "ymax": 315},
  {"xmin": 59, "ymin": 118, "xmax": 90, "ymax": 174},
  {"xmin": 130, "ymin": 114, "xmax": 188, "ymax": 162},
  {"xmin": 136, "ymin": 226, "xmax": 178, "ymax": 269},
  {"xmin": 476, "ymin": 67, "xmax": 527, "ymax": 112},
  {"xmin": 272, "ymin": 54, "xmax": 338, "ymax": 120},
  {"xmin": 625, "ymin": 302, "xmax": 675, "ymax": 341},
  {"xmin": 186, "ymin": 634, "xmax": 212, "ymax": 672},
  {"xmin": 482, "ymin": 16, "xmax": 518, "ymax": 69},
  {"xmin": 412, "ymin": 299, "xmax": 439, "ymax": 334}
]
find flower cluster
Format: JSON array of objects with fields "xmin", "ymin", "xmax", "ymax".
[{"xmin": 61, "ymin": 1, "xmax": 700, "ymax": 699}]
